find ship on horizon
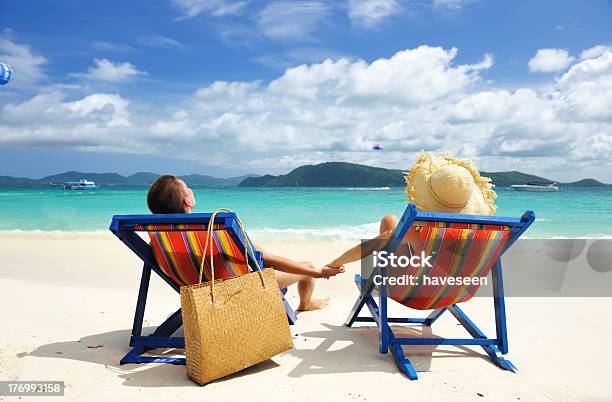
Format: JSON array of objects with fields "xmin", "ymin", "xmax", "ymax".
[
  {"xmin": 63, "ymin": 179, "xmax": 98, "ymax": 190},
  {"xmin": 511, "ymin": 181, "xmax": 560, "ymax": 192}
]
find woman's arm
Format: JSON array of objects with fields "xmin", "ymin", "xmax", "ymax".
[
  {"xmin": 255, "ymin": 243, "xmax": 344, "ymax": 278},
  {"xmin": 326, "ymin": 229, "xmax": 395, "ymax": 268}
]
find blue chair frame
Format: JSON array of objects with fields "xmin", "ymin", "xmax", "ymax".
[
  {"xmin": 345, "ymin": 204, "xmax": 535, "ymax": 380},
  {"xmin": 109, "ymin": 212, "xmax": 298, "ymax": 366}
]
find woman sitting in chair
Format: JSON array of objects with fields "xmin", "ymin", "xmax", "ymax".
[{"xmin": 325, "ymin": 152, "xmax": 497, "ymax": 269}]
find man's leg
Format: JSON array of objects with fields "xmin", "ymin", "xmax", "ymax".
[{"xmin": 275, "ymin": 270, "xmax": 329, "ymax": 311}]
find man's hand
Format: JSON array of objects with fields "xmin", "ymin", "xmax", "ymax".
[
  {"xmin": 297, "ymin": 261, "xmax": 345, "ymax": 279},
  {"xmin": 317, "ymin": 265, "xmax": 345, "ymax": 279}
]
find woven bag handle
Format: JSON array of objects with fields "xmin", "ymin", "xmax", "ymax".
[{"xmin": 198, "ymin": 208, "xmax": 265, "ymax": 302}]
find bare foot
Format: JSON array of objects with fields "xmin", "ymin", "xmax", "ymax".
[
  {"xmin": 297, "ymin": 297, "xmax": 330, "ymax": 311},
  {"xmin": 296, "ymin": 277, "xmax": 329, "ymax": 311}
]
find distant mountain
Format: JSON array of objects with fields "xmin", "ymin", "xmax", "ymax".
[
  {"xmin": 178, "ymin": 174, "xmax": 256, "ymax": 187},
  {"xmin": 239, "ymin": 162, "xmax": 406, "ymax": 187},
  {"xmin": 562, "ymin": 178, "xmax": 606, "ymax": 187},
  {"xmin": 0, "ymin": 166, "xmax": 607, "ymax": 188},
  {"xmin": 240, "ymin": 163, "xmax": 610, "ymax": 188},
  {"xmin": 126, "ymin": 172, "xmax": 160, "ymax": 185},
  {"xmin": 0, "ymin": 175, "xmax": 40, "ymax": 187},
  {"xmin": 0, "ymin": 171, "xmax": 260, "ymax": 188},
  {"xmin": 480, "ymin": 171, "xmax": 552, "ymax": 187},
  {"xmin": 242, "ymin": 174, "xmax": 278, "ymax": 187}
]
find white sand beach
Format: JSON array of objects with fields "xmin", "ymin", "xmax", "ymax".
[{"xmin": 1, "ymin": 233, "xmax": 611, "ymax": 401}]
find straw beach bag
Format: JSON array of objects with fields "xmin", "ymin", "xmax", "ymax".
[{"xmin": 180, "ymin": 208, "xmax": 293, "ymax": 385}]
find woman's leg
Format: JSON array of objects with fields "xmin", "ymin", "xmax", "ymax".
[
  {"xmin": 379, "ymin": 214, "xmax": 399, "ymax": 235},
  {"xmin": 381, "ymin": 213, "xmax": 414, "ymax": 256},
  {"xmin": 274, "ymin": 270, "xmax": 329, "ymax": 311}
]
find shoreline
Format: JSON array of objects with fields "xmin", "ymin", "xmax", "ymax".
[{"xmin": 3, "ymin": 187, "xmax": 612, "ymax": 239}]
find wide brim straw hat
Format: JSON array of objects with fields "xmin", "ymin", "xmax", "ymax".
[{"xmin": 405, "ymin": 152, "xmax": 497, "ymax": 216}]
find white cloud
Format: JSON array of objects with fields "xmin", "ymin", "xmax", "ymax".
[
  {"xmin": 579, "ymin": 45, "xmax": 612, "ymax": 60},
  {"xmin": 0, "ymin": 92, "xmax": 136, "ymax": 150},
  {"xmin": 138, "ymin": 34, "xmax": 184, "ymax": 48},
  {"xmin": 171, "ymin": 0, "xmax": 248, "ymax": 19},
  {"xmin": 556, "ymin": 50, "xmax": 612, "ymax": 122},
  {"xmin": 257, "ymin": 1, "xmax": 331, "ymax": 41},
  {"xmin": 528, "ymin": 48, "xmax": 574, "ymax": 73},
  {"xmin": 92, "ymin": 41, "xmax": 134, "ymax": 53},
  {"xmin": 432, "ymin": 0, "xmax": 479, "ymax": 11},
  {"xmin": 66, "ymin": 94, "xmax": 130, "ymax": 127},
  {"xmin": 559, "ymin": 48, "xmax": 612, "ymax": 85},
  {"xmin": 570, "ymin": 133, "xmax": 612, "ymax": 163},
  {"xmin": 2, "ymin": 44, "xmax": 612, "ymax": 181},
  {"xmin": 77, "ymin": 58, "xmax": 147, "ymax": 82},
  {"xmin": 268, "ymin": 47, "xmax": 492, "ymax": 104},
  {"xmin": 0, "ymin": 37, "xmax": 46, "ymax": 84},
  {"xmin": 348, "ymin": 0, "xmax": 400, "ymax": 28}
]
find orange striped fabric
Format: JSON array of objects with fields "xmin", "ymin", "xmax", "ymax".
[
  {"xmin": 137, "ymin": 224, "xmax": 251, "ymax": 287},
  {"xmin": 385, "ymin": 222, "xmax": 511, "ymax": 310},
  {"xmin": 134, "ymin": 223, "xmax": 224, "ymax": 231}
]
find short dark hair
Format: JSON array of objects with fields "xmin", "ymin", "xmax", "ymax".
[{"xmin": 147, "ymin": 175, "xmax": 186, "ymax": 214}]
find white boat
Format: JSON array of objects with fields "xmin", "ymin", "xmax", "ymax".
[
  {"xmin": 64, "ymin": 179, "xmax": 98, "ymax": 190},
  {"xmin": 511, "ymin": 182, "xmax": 559, "ymax": 192}
]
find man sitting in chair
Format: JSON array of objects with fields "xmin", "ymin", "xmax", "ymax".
[
  {"xmin": 146, "ymin": 175, "xmax": 344, "ymax": 311},
  {"xmin": 325, "ymin": 152, "xmax": 497, "ymax": 269}
]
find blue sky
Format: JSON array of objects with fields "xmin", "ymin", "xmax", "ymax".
[{"xmin": 1, "ymin": 0, "xmax": 611, "ymax": 180}]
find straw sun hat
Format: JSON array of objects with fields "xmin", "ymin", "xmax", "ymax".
[{"xmin": 405, "ymin": 152, "xmax": 497, "ymax": 216}]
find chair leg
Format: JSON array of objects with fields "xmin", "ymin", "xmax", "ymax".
[
  {"xmin": 424, "ymin": 308, "xmax": 447, "ymax": 326},
  {"xmin": 280, "ymin": 287, "xmax": 297, "ymax": 325},
  {"xmin": 152, "ymin": 308, "xmax": 183, "ymax": 337},
  {"xmin": 492, "ymin": 261, "xmax": 509, "ymax": 354},
  {"xmin": 390, "ymin": 343, "xmax": 418, "ymax": 380},
  {"xmin": 129, "ymin": 264, "xmax": 151, "ymax": 346},
  {"xmin": 120, "ymin": 337, "xmax": 186, "ymax": 365},
  {"xmin": 448, "ymin": 304, "xmax": 517, "ymax": 372},
  {"xmin": 344, "ymin": 274, "xmax": 370, "ymax": 327},
  {"xmin": 120, "ymin": 343, "xmax": 145, "ymax": 365},
  {"xmin": 346, "ymin": 275, "xmax": 420, "ymax": 379},
  {"xmin": 379, "ymin": 277, "xmax": 389, "ymax": 354}
]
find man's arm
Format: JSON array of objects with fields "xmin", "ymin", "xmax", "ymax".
[{"xmin": 254, "ymin": 243, "xmax": 344, "ymax": 279}]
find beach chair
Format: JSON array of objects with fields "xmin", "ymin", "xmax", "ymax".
[
  {"xmin": 345, "ymin": 204, "xmax": 535, "ymax": 380},
  {"xmin": 109, "ymin": 212, "xmax": 297, "ymax": 365}
]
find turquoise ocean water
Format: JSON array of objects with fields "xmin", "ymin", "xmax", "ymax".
[{"xmin": 0, "ymin": 187, "xmax": 610, "ymax": 239}]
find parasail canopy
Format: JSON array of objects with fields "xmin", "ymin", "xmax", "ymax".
[
  {"xmin": 372, "ymin": 143, "xmax": 384, "ymax": 151},
  {"xmin": 0, "ymin": 63, "xmax": 13, "ymax": 85}
]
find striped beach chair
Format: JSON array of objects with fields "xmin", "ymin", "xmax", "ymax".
[
  {"xmin": 345, "ymin": 204, "xmax": 535, "ymax": 380},
  {"xmin": 109, "ymin": 212, "xmax": 297, "ymax": 365}
]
